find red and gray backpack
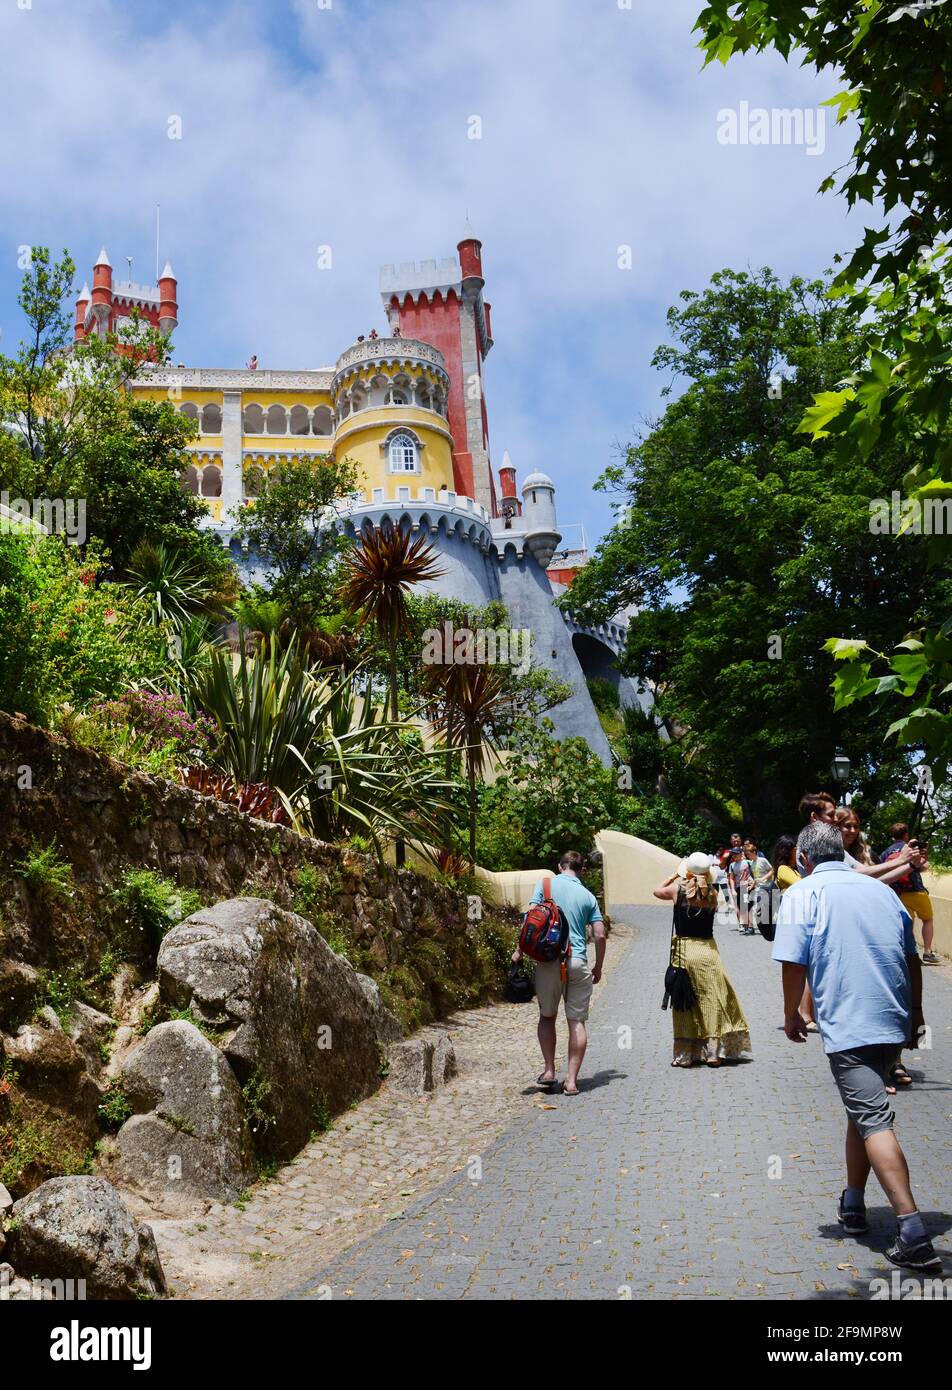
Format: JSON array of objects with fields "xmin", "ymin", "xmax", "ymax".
[{"xmin": 519, "ymin": 878, "xmax": 571, "ymax": 966}]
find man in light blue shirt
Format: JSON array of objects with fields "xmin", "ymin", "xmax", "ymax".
[
  {"xmin": 773, "ymin": 822, "xmax": 938, "ymax": 1274},
  {"xmin": 512, "ymin": 850, "xmax": 605, "ymax": 1096}
]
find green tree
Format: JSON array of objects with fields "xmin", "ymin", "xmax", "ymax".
[
  {"xmin": 477, "ymin": 718, "xmax": 620, "ymax": 868},
  {"xmin": 694, "ymin": 4, "xmax": 952, "ymax": 825},
  {"xmin": 231, "ymin": 454, "xmax": 362, "ymax": 619},
  {"xmin": 0, "ymin": 246, "xmax": 234, "ymax": 590},
  {"xmin": 0, "ymin": 534, "xmax": 167, "ymax": 725},
  {"xmin": 564, "ymin": 268, "xmax": 942, "ymax": 831}
]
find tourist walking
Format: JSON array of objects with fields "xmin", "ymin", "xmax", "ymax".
[
  {"xmin": 880, "ymin": 822, "xmax": 938, "ymax": 965},
  {"xmin": 727, "ymin": 845, "xmax": 752, "ymax": 930},
  {"xmin": 653, "ymin": 852, "xmax": 752, "ymax": 1068},
  {"xmin": 773, "ymin": 822, "xmax": 940, "ymax": 1274},
  {"xmin": 512, "ymin": 850, "xmax": 606, "ymax": 1096},
  {"xmin": 743, "ymin": 836, "xmax": 773, "ymax": 936}
]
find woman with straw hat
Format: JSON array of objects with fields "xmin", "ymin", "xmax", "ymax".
[{"xmin": 654, "ymin": 851, "xmax": 752, "ymax": 1067}]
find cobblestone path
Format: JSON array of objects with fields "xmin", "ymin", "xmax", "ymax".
[{"xmin": 293, "ymin": 906, "xmax": 952, "ymax": 1301}]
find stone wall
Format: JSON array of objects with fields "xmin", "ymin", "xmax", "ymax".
[{"xmin": 0, "ymin": 711, "xmax": 517, "ymax": 1033}]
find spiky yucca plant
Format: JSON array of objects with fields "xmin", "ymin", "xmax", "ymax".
[
  {"xmin": 338, "ymin": 520, "xmax": 444, "ymax": 720},
  {"xmin": 188, "ymin": 637, "xmax": 455, "ymax": 852},
  {"xmin": 425, "ymin": 660, "xmax": 512, "ymax": 858}
]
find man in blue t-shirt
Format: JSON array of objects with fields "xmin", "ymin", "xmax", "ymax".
[
  {"xmin": 773, "ymin": 821, "xmax": 939, "ymax": 1274},
  {"xmin": 512, "ymin": 850, "xmax": 606, "ymax": 1096}
]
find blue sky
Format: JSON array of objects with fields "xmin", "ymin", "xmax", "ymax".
[{"xmin": 0, "ymin": 0, "xmax": 861, "ymax": 550}]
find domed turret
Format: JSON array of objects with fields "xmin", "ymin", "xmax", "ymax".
[{"xmin": 521, "ymin": 469, "xmax": 560, "ymax": 565}]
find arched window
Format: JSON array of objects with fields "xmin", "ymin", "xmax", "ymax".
[
  {"xmin": 243, "ymin": 465, "xmax": 266, "ymax": 499},
  {"xmin": 200, "ymin": 465, "xmax": 222, "ymax": 498},
  {"xmin": 388, "ymin": 431, "xmax": 419, "ymax": 473},
  {"xmin": 243, "ymin": 403, "xmax": 264, "ymax": 434},
  {"xmin": 350, "ymin": 388, "xmax": 367, "ymax": 414},
  {"xmin": 312, "ymin": 405, "xmax": 333, "ymax": 435},
  {"xmin": 179, "ymin": 402, "xmax": 199, "ymax": 424},
  {"xmin": 416, "ymin": 385, "xmax": 431, "ymax": 411},
  {"xmin": 200, "ymin": 403, "xmax": 222, "ymax": 434},
  {"xmin": 266, "ymin": 404, "xmax": 287, "ymax": 435},
  {"xmin": 181, "ymin": 464, "xmax": 200, "ymax": 495},
  {"xmin": 385, "ymin": 389, "xmax": 408, "ymax": 406},
  {"xmin": 289, "ymin": 405, "xmax": 310, "ymax": 436}
]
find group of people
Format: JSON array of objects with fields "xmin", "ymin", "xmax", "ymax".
[
  {"xmin": 710, "ymin": 808, "xmax": 938, "ymax": 972},
  {"xmin": 513, "ymin": 791, "xmax": 942, "ymax": 1276}
]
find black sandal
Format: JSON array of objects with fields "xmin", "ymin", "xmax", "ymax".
[
  {"xmin": 891, "ymin": 1064, "xmax": 913, "ymax": 1087},
  {"xmin": 537, "ymin": 1072, "xmax": 556, "ymax": 1088}
]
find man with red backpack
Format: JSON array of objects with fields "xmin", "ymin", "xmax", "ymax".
[{"xmin": 511, "ymin": 850, "xmax": 606, "ymax": 1095}]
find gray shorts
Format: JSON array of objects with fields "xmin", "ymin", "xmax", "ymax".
[{"xmin": 828, "ymin": 1045, "xmax": 900, "ymax": 1139}]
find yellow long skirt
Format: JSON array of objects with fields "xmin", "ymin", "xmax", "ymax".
[{"xmin": 671, "ymin": 935, "xmax": 752, "ymax": 1064}]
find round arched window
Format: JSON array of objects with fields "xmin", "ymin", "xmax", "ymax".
[{"xmin": 388, "ymin": 432, "xmax": 418, "ymax": 472}]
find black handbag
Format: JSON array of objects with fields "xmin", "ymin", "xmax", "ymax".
[
  {"xmin": 662, "ymin": 899, "xmax": 698, "ymax": 1012},
  {"xmin": 503, "ymin": 963, "xmax": 535, "ymax": 1004}
]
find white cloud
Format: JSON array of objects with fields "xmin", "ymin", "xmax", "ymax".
[{"xmin": 0, "ymin": 0, "xmax": 861, "ymax": 542}]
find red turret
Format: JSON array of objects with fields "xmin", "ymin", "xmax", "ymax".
[
  {"xmin": 158, "ymin": 261, "xmax": 178, "ymax": 336},
  {"xmin": 499, "ymin": 458, "xmax": 517, "ymax": 500},
  {"xmin": 90, "ymin": 246, "xmax": 113, "ymax": 334},
  {"xmin": 380, "ymin": 218, "xmax": 497, "ymax": 514},
  {"xmin": 498, "ymin": 451, "xmax": 521, "ymax": 519},
  {"xmin": 73, "ymin": 242, "xmax": 181, "ymax": 355},
  {"xmin": 74, "ymin": 282, "xmax": 90, "ymax": 342},
  {"xmin": 458, "ymin": 218, "xmax": 483, "ymax": 283}
]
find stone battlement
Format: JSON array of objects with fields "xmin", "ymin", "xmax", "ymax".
[{"xmin": 379, "ymin": 256, "xmax": 462, "ymax": 296}]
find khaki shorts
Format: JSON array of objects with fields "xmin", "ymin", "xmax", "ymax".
[
  {"xmin": 900, "ymin": 891, "xmax": 933, "ymax": 923},
  {"xmin": 534, "ymin": 956, "xmax": 593, "ymax": 1022}
]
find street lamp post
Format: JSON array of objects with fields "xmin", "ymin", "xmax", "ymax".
[{"xmin": 831, "ymin": 750, "xmax": 851, "ymax": 804}]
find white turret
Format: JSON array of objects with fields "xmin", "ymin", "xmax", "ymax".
[{"xmin": 521, "ymin": 469, "xmax": 560, "ymax": 566}]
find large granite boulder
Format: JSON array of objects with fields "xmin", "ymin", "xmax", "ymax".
[
  {"xmin": 113, "ymin": 1020, "xmax": 256, "ymax": 1206},
  {"xmin": 7, "ymin": 1176, "xmax": 167, "ymax": 1300},
  {"xmin": 157, "ymin": 899, "xmax": 383, "ymax": 1159}
]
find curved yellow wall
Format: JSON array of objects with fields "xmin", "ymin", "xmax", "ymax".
[{"xmin": 334, "ymin": 411, "xmax": 454, "ymax": 496}]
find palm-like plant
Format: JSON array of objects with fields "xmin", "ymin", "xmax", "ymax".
[
  {"xmin": 338, "ymin": 520, "xmax": 444, "ymax": 719},
  {"xmin": 425, "ymin": 660, "xmax": 512, "ymax": 858},
  {"xmin": 188, "ymin": 638, "xmax": 456, "ymax": 852},
  {"xmin": 290, "ymin": 676, "xmax": 456, "ymax": 850},
  {"xmin": 126, "ymin": 540, "xmax": 212, "ymax": 630}
]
